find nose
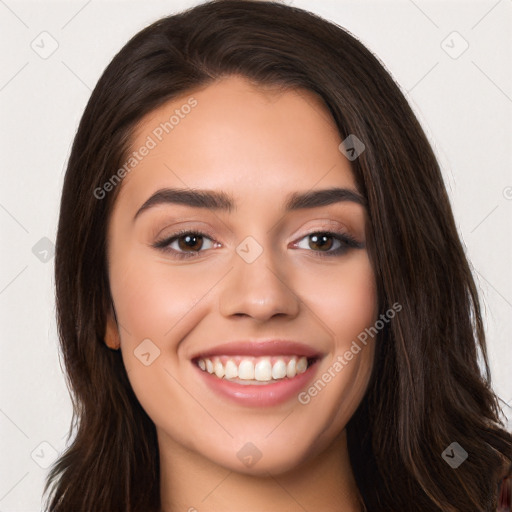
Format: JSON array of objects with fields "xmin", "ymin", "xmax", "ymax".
[{"xmin": 218, "ymin": 240, "xmax": 300, "ymax": 322}]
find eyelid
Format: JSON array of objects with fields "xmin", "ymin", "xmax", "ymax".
[
  {"xmin": 292, "ymin": 219, "xmax": 351, "ymax": 236},
  {"xmin": 151, "ymin": 218, "xmax": 218, "ymax": 241},
  {"xmin": 291, "ymin": 229, "xmax": 364, "ymax": 252},
  {"xmin": 153, "ymin": 228, "xmax": 218, "ymax": 251}
]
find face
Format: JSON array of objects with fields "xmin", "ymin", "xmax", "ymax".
[{"xmin": 105, "ymin": 75, "xmax": 377, "ymax": 475}]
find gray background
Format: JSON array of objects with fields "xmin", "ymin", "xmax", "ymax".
[{"xmin": 0, "ymin": 0, "xmax": 511, "ymax": 509}]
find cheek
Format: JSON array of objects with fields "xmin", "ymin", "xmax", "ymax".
[
  {"xmin": 109, "ymin": 247, "xmax": 217, "ymax": 346},
  {"xmin": 299, "ymin": 254, "xmax": 377, "ymax": 349},
  {"xmin": 108, "ymin": 249, "xmax": 213, "ymax": 423},
  {"xmin": 335, "ymin": 262, "xmax": 377, "ymax": 347},
  {"xmin": 293, "ymin": 256, "xmax": 377, "ymax": 446}
]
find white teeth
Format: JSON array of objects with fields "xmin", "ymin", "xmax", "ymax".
[
  {"xmin": 254, "ymin": 358, "xmax": 272, "ymax": 382},
  {"xmin": 286, "ymin": 358, "xmax": 296, "ymax": 378},
  {"xmin": 196, "ymin": 355, "xmax": 311, "ymax": 382},
  {"xmin": 238, "ymin": 360, "xmax": 254, "ymax": 380},
  {"xmin": 214, "ymin": 361, "xmax": 225, "ymax": 378},
  {"xmin": 296, "ymin": 357, "xmax": 308, "ymax": 374},
  {"xmin": 224, "ymin": 360, "xmax": 238, "ymax": 379},
  {"xmin": 271, "ymin": 359, "xmax": 287, "ymax": 379}
]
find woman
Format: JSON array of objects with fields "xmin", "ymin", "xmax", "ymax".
[{"xmin": 43, "ymin": 1, "xmax": 512, "ymax": 510}]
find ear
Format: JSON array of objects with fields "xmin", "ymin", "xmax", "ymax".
[{"xmin": 104, "ymin": 302, "xmax": 121, "ymax": 350}]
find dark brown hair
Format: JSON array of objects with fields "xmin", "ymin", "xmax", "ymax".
[{"xmin": 44, "ymin": 1, "xmax": 512, "ymax": 510}]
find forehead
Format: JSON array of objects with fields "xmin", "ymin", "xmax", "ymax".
[{"xmin": 115, "ymin": 75, "xmax": 356, "ymax": 208}]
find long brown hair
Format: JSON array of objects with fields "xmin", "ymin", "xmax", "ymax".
[{"xmin": 44, "ymin": 1, "xmax": 512, "ymax": 510}]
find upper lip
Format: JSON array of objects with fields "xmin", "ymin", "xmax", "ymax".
[{"xmin": 191, "ymin": 340, "xmax": 323, "ymax": 360}]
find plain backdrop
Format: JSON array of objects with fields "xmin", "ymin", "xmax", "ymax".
[{"xmin": 0, "ymin": 0, "xmax": 511, "ymax": 509}]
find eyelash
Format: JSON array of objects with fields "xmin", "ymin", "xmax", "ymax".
[{"xmin": 153, "ymin": 228, "xmax": 363, "ymax": 260}]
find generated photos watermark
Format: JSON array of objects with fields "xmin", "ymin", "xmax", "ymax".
[
  {"xmin": 297, "ymin": 301, "xmax": 402, "ymax": 405},
  {"xmin": 93, "ymin": 97, "xmax": 198, "ymax": 200}
]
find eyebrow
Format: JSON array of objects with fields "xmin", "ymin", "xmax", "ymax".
[{"xmin": 133, "ymin": 186, "xmax": 366, "ymax": 221}]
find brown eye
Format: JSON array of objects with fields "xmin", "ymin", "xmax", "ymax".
[
  {"xmin": 153, "ymin": 230, "xmax": 216, "ymax": 258},
  {"xmin": 294, "ymin": 231, "xmax": 364, "ymax": 257},
  {"xmin": 307, "ymin": 233, "xmax": 334, "ymax": 251},
  {"xmin": 177, "ymin": 233, "xmax": 204, "ymax": 252}
]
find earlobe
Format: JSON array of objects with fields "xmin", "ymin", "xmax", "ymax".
[{"xmin": 104, "ymin": 303, "xmax": 121, "ymax": 350}]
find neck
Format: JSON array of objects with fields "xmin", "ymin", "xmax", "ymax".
[{"xmin": 159, "ymin": 428, "xmax": 363, "ymax": 512}]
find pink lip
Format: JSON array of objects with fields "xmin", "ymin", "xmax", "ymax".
[
  {"xmin": 193, "ymin": 359, "xmax": 321, "ymax": 407},
  {"xmin": 191, "ymin": 339, "xmax": 322, "ymax": 359}
]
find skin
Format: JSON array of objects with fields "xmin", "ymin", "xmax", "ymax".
[{"xmin": 105, "ymin": 75, "xmax": 377, "ymax": 512}]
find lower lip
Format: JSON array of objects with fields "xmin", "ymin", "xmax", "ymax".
[{"xmin": 193, "ymin": 360, "xmax": 320, "ymax": 407}]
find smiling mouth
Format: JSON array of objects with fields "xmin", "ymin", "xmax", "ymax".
[{"xmin": 194, "ymin": 355, "xmax": 318, "ymax": 384}]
